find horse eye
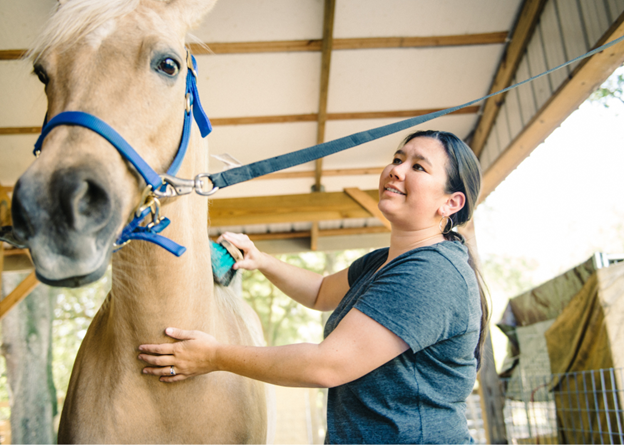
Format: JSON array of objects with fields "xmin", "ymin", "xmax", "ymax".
[
  {"xmin": 157, "ymin": 58, "xmax": 180, "ymax": 77},
  {"xmin": 33, "ymin": 66, "xmax": 49, "ymax": 85}
]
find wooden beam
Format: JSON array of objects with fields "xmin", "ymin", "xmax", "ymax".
[
  {"xmin": 0, "ymin": 32, "xmax": 509, "ymax": 60},
  {"xmin": 327, "ymin": 106, "xmax": 480, "ymax": 121},
  {"xmin": 0, "ymin": 49, "xmax": 27, "ymax": 60},
  {"xmin": 480, "ymin": 11, "xmax": 624, "ymax": 203},
  {"xmin": 470, "ymin": 0, "xmax": 548, "ymax": 156},
  {"xmin": 0, "ymin": 271, "xmax": 39, "ymax": 322},
  {"xmin": 314, "ymin": 0, "xmax": 336, "ymax": 192},
  {"xmin": 253, "ymin": 166, "xmax": 384, "ymax": 181},
  {"xmin": 0, "ymin": 105, "xmax": 480, "ymax": 135},
  {"xmin": 344, "ymin": 187, "xmax": 391, "ymax": 230},
  {"xmin": 211, "ymin": 114, "xmax": 317, "ymax": 126},
  {"xmin": 0, "ymin": 127, "xmax": 41, "ymax": 135},
  {"xmin": 175, "ymin": 32, "xmax": 510, "ymax": 55},
  {"xmin": 333, "ymin": 32, "xmax": 508, "ymax": 50},
  {"xmin": 189, "ymin": 41, "xmax": 322, "ymax": 54},
  {"xmin": 236, "ymin": 225, "xmax": 390, "ymax": 242},
  {"xmin": 209, "ymin": 189, "xmax": 380, "ymax": 227},
  {"xmin": 3, "ymin": 248, "xmax": 27, "ymax": 257},
  {"xmin": 0, "ymin": 186, "xmax": 13, "ymax": 194}
]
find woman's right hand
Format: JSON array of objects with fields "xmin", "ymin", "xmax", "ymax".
[{"xmin": 218, "ymin": 232, "xmax": 267, "ymax": 272}]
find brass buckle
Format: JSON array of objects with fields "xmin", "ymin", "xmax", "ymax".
[{"xmin": 134, "ymin": 186, "xmax": 162, "ymax": 227}]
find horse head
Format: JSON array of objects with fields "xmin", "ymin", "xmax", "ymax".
[{"xmin": 11, "ymin": 0, "xmax": 217, "ymax": 287}]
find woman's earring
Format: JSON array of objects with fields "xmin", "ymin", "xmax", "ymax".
[{"xmin": 439, "ymin": 216, "xmax": 453, "ymax": 234}]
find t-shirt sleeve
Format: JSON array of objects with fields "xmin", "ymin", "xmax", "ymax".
[
  {"xmin": 353, "ymin": 249, "xmax": 468, "ymax": 353},
  {"xmin": 347, "ymin": 249, "xmax": 386, "ymax": 287}
]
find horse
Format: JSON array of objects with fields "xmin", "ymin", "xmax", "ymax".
[{"xmin": 10, "ymin": 0, "xmax": 271, "ymax": 442}]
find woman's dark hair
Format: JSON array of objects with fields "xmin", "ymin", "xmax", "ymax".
[{"xmin": 402, "ymin": 130, "xmax": 490, "ymax": 370}]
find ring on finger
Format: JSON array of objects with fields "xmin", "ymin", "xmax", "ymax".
[{"xmin": 170, "ymin": 365, "xmax": 176, "ymax": 376}]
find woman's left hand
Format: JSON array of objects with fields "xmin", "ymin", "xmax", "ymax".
[{"xmin": 138, "ymin": 327, "xmax": 220, "ymax": 383}]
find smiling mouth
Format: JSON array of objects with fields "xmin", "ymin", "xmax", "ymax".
[{"xmin": 384, "ymin": 186, "xmax": 406, "ymax": 196}]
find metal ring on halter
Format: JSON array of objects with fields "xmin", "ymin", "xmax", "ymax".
[
  {"xmin": 439, "ymin": 216, "xmax": 453, "ymax": 234},
  {"xmin": 170, "ymin": 366, "xmax": 176, "ymax": 376},
  {"xmin": 113, "ymin": 239, "xmax": 131, "ymax": 249},
  {"xmin": 194, "ymin": 173, "xmax": 219, "ymax": 196}
]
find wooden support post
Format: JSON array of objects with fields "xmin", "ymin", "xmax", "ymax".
[
  {"xmin": 311, "ymin": 222, "xmax": 319, "ymax": 252},
  {"xmin": 0, "ymin": 184, "xmax": 10, "ymax": 303},
  {"xmin": 314, "ymin": 0, "xmax": 336, "ymax": 192},
  {"xmin": 459, "ymin": 219, "xmax": 507, "ymax": 443},
  {"xmin": 0, "ymin": 271, "xmax": 39, "ymax": 322},
  {"xmin": 343, "ymin": 188, "xmax": 391, "ymax": 230}
]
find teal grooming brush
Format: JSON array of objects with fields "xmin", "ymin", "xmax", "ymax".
[{"xmin": 210, "ymin": 239, "xmax": 243, "ymax": 286}]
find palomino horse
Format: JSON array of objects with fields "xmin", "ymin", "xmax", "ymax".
[{"xmin": 11, "ymin": 0, "xmax": 270, "ymax": 442}]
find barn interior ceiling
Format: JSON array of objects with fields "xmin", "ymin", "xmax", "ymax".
[{"xmin": 1, "ymin": 0, "xmax": 624, "ymax": 254}]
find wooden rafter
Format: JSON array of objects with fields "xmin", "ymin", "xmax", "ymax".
[
  {"xmin": 344, "ymin": 187, "xmax": 391, "ymax": 230},
  {"xmin": 209, "ymin": 189, "xmax": 380, "ymax": 227},
  {"xmin": 0, "ymin": 271, "xmax": 39, "ymax": 321},
  {"xmin": 480, "ymin": 11, "xmax": 624, "ymax": 203},
  {"xmin": 0, "ymin": 32, "xmax": 508, "ymax": 61},
  {"xmin": 0, "ymin": 105, "xmax": 479, "ymax": 136},
  {"xmin": 469, "ymin": 0, "xmax": 548, "ymax": 156}
]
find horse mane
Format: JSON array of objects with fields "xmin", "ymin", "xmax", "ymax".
[{"xmin": 29, "ymin": 0, "xmax": 143, "ymax": 60}]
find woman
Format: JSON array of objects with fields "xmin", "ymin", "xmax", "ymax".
[{"xmin": 138, "ymin": 130, "xmax": 488, "ymax": 444}]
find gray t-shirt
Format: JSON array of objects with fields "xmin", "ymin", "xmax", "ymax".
[{"xmin": 324, "ymin": 241, "xmax": 481, "ymax": 444}]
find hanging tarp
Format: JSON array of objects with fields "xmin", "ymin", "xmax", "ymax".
[
  {"xmin": 497, "ymin": 257, "xmax": 597, "ymax": 377},
  {"xmin": 545, "ymin": 262, "xmax": 624, "ymax": 444}
]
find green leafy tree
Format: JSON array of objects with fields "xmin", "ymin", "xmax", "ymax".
[
  {"xmin": 590, "ymin": 67, "xmax": 624, "ymax": 107},
  {"xmin": 241, "ymin": 249, "xmax": 369, "ymax": 347}
]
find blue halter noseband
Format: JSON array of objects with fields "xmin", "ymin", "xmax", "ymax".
[{"xmin": 33, "ymin": 52, "xmax": 212, "ymax": 257}]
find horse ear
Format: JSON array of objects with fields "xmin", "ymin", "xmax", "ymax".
[{"xmin": 168, "ymin": 0, "xmax": 218, "ymax": 30}]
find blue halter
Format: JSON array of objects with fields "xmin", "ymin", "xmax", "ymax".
[{"xmin": 33, "ymin": 52, "xmax": 212, "ymax": 257}]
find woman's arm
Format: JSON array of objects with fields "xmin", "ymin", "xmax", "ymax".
[
  {"xmin": 221, "ymin": 232, "xmax": 349, "ymax": 311},
  {"xmin": 138, "ymin": 308, "xmax": 410, "ymax": 387}
]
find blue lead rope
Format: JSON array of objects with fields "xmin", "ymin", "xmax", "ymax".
[{"xmin": 208, "ymin": 34, "xmax": 624, "ymax": 190}]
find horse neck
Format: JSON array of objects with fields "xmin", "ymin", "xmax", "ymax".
[{"xmin": 109, "ymin": 130, "xmax": 216, "ymax": 337}]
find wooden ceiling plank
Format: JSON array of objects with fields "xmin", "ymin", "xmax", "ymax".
[
  {"xmin": 343, "ymin": 187, "xmax": 391, "ymax": 230},
  {"xmin": 480, "ymin": 12, "xmax": 624, "ymax": 203},
  {"xmin": 470, "ymin": 0, "xmax": 548, "ymax": 156},
  {"xmin": 0, "ymin": 271, "xmax": 39, "ymax": 322},
  {"xmin": 0, "ymin": 32, "xmax": 509, "ymax": 61}
]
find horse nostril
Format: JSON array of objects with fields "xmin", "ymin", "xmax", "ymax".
[
  {"xmin": 58, "ymin": 175, "xmax": 112, "ymax": 233},
  {"xmin": 11, "ymin": 182, "xmax": 35, "ymax": 241}
]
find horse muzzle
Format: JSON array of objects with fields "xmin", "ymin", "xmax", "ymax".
[{"xmin": 11, "ymin": 165, "xmax": 122, "ymax": 287}]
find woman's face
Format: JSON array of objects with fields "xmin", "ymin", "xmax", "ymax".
[{"xmin": 378, "ymin": 136, "xmax": 460, "ymax": 231}]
